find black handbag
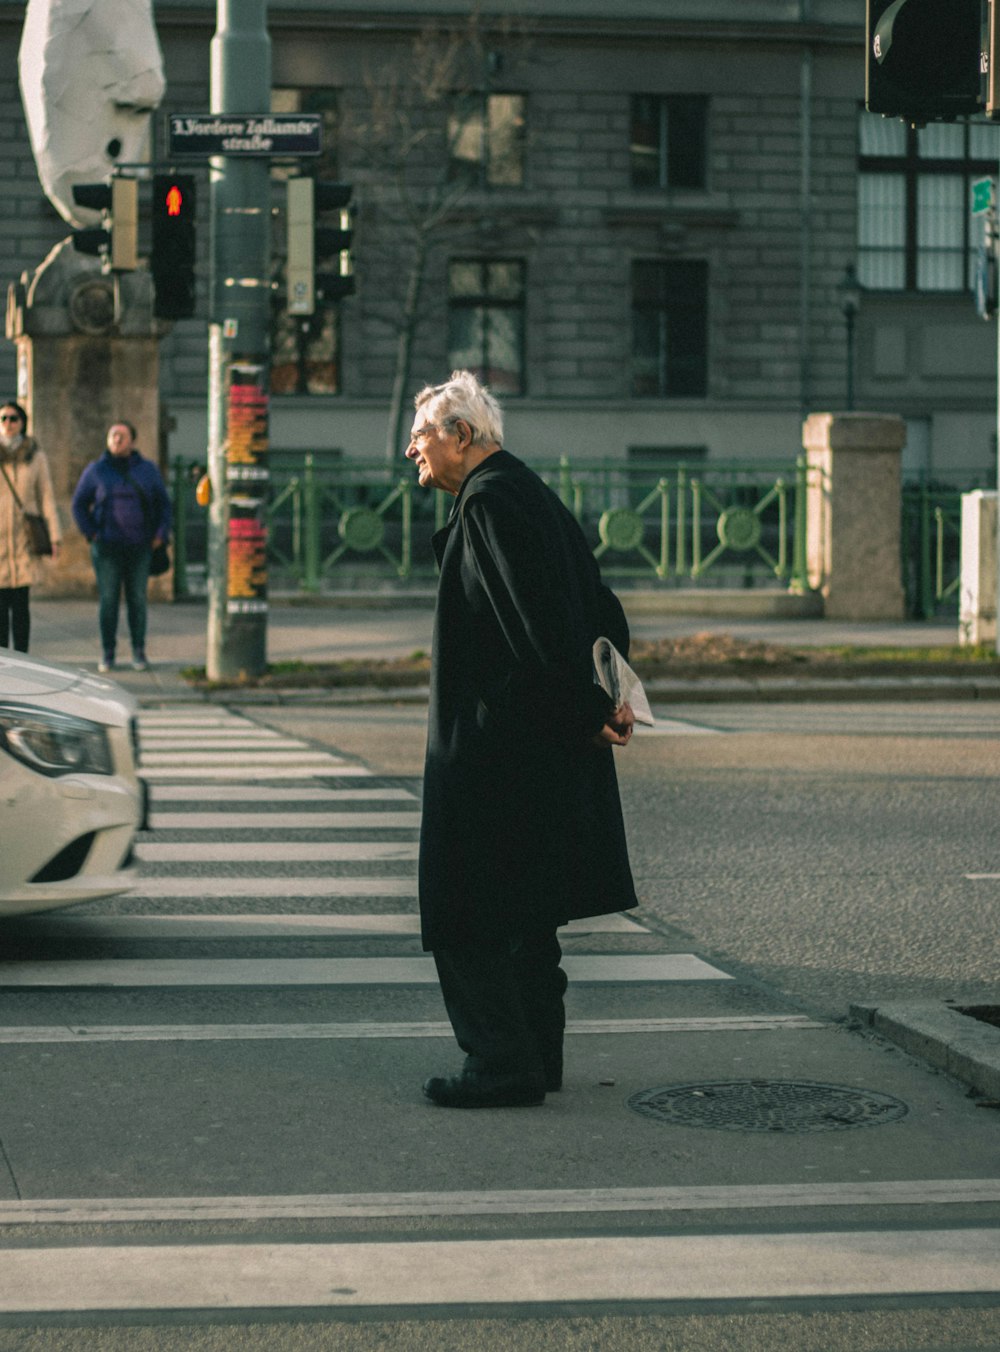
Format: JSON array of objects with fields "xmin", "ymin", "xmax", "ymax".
[
  {"xmin": 0, "ymin": 462, "xmax": 53, "ymax": 556},
  {"xmin": 149, "ymin": 540, "xmax": 171, "ymax": 576}
]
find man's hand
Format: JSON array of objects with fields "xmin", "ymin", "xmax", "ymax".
[{"xmin": 593, "ymin": 701, "xmax": 635, "ymax": 748}]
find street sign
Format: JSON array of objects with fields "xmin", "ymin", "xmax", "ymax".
[
  {"xmin": 169, "ymin": 114, "xmax": 322, "ymax": 157},
  {"xmin": 972, "ymin": 177, "xmax": 995, "ymax": 215}
]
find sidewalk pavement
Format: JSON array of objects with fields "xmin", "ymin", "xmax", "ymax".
[{"xmin": 24, "ymin": 595, "xmax": 995, "ymax": 706}]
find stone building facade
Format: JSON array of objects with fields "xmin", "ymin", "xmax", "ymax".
[{"xmin": 1, "ymin": 0, "xmax": 997, "ymax": 482}]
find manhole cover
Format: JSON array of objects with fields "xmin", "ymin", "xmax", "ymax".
[{"xmin": 627, "ymin": 1080, "xmax": 908, "ymax": 1133}]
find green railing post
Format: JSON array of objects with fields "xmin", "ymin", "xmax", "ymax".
[
  {"xmin": 917, "ymin": 481, "xmax": 933, "ymax": 620},
  {"xmin": 170, "ymin": 458, "xmax": 189, "ymax": 599},
  {"xmin": 790, "ymin": 455, "xmax": 809, "ymax": 592},
  {"xmin": 302, "ymin": 454, "xmax": 321, "ymax": 592},
  {"xmin": 675, "ymin": 468, "xmax": 687, "ymax": 576}
]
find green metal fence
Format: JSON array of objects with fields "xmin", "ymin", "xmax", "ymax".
[
  {"xmin": 901, "ymin": 471, "xmax": 996, "ymax": 620},
  {"xmin": 170, "ymin": 453, "xmax": 811, "ymax": 597},
  {"xmin": 169, "ymin": 453, "xmax": 992, "ymax": 616}
]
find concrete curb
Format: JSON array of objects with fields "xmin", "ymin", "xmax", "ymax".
[{"xmin": 851, "ymin": 1002, "xmax": 1000, "ymax": 1100}]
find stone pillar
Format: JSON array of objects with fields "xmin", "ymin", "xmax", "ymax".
[
  {"xmin": 959, "ymin": 491, "xmax": 998, "ymax": 647},
  {"xmin": 6, "ymin": 240, "xmax": 164, "ymax": 597},
  {"xmin": 802, "ymin": 412, "xmax": 906, "ymax": 621}
]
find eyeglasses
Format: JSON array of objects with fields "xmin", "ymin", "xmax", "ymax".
[
  {"xmin": 408, "ymin": 422, "xmax": 451, "ymax": 446},
  {"xmin": 0, "ymin": 414, "xmax": 22, "ymax": 423}
]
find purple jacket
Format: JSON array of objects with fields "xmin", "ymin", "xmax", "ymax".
[{"xmin": 72, "ymin": 451, "xmax": 172, "ymax": 548}]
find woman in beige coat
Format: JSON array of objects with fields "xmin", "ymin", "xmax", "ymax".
[{"xmin": 0, "ymin": 401, "xmax": 61, "ymax": 652}]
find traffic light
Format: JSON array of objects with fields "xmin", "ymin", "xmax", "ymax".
[
  {"xmin": 286, "ymin": 178, "xmax": 355, "ymax": 316},
  {"xmin": 865, "ymin": 0, "xmax": 982, "ymax": 123},
  {"xmin": 151, "ymin": 173, "xmax": 197, "ymax": 320},
  {"xmin": 70, "ymin": 177, "xmax": 138, "ymax": 270}
]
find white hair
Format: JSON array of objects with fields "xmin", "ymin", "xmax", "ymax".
[{"xmin": 414, "ymin": 370, "xmax": 504, "ymax": 448}]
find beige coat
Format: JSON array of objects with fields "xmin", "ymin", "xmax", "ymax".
[{"xmin": 0, "ymin": 438, "xmax": 62, "ymax": 588}]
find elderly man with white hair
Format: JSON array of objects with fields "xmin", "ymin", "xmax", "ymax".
[{"xmin": 406, "ymin": 370, "xmax": 638, "ymax": 1110}]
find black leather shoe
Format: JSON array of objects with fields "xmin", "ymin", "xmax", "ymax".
[{"xmin": 422, "ymin": 1068, "xmax": 546, "ymax": 1109}]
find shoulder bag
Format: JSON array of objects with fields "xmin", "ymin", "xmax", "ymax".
[{"xmin": 0, "ymin": 461, "xmax": 53, "ymax": 556}]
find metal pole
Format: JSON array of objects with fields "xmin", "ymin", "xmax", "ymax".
[{"xmin": 206, "ymin": 0, "xmax": 272, "ymax": 680}]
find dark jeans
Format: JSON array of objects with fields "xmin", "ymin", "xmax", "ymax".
[
  {"xmin": 432, "ymin": 928, "xmax": 567, "ymax": 1075},
  {"xmin": 91, "ymin": 541, "xmax": 150, "ymax": 658},
  {"xmin": 0, "ymin": 585, "xmax": 30, "ymax": 652}
]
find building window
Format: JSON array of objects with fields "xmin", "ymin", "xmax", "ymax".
[
  {"xmin": 858, "ymin": 112, "xmax": 1000, "ymax": 292},
  {"xmin": 448, "ymin": 259, "xmax": 525, "ymax": 394},
  {"xmin": 449, "ymin": 94, "xmax": 526, "ymax": 187},
  {"xmin": 270, "ymin": 88, "xmax": 341, "ymax": 396},
  {"xmin": 631, "ymin": 259, "xmax": 708, "ymax": 398},
  {"xmin": 630, "ymin": 95, "xmax": 708, "ymax": 190}
]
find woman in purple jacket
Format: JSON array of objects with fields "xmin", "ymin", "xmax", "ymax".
[{"xmin": 71, "ymin": 421, "xmax": 171, "ymax": 672}]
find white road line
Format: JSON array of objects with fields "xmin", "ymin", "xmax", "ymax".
[
  {"xmin": 150, "ymin": 786, "xmax": 416, "ymax": 801},
  {"xmin": 129, "ymin": 877, "xmax": 417, "ymax": 898},
  {"xmin": 966, "ymin": 873, "xmax": 1000, "ymax": 880},
  {"xmin": 147, "ymin": 811, "xmax": 420, "ymax": 830},
  {"xmin": 0, "ymin": 1015, "xmax": 823, "ymax": 1044},
  {"xmin": 137, "ymin": 842, "xmax": 418, "ymax": 862},
  {"xmin": 0, "ymin": 1181, "xmax": 994, "ymax": 1226},
  {"xmin": 142, "ymin": 739, "xmax": 310, "ymax": 752},
  {"xmin": 141, "ymin": 751, "xmax": 346, "ymax": 765},
  {"xmin": 0, "ymin": 1229, "xmax": 997, "ymax": 1311},
  {"xmin": 10, "ymin": 913, "xmax": 646, "ymax": 939},
  {"xmin": 143, "ymin": 766, "xmax": 374, "ymax": 780},
  {"xmin": 0, "ymin": 954, "xmax": 732, "ymax": 987}
]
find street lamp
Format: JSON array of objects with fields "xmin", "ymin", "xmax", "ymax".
[{"xmin": 837, "ymin": 263, "xmax": 862, "ymax": 411}]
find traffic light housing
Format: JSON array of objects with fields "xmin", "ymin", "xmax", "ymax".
[
  {"xmin": 865, "ymin": 0, "xmax": 983, "ymax": 123},
  {"xmin": 70, "ymin": 177, "xmax": 138, "ymax": 270},
  {"xmin": 286, "ymin": 178, "xmax": 355, "ymax": 316},
  {"xmin": 151, "ymin": 173, "xmax": 197, "ymax": 320}
]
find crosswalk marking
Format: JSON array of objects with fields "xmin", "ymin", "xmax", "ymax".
[
  {"xmin": 0, "ymin": 1015, "xmax": 824, "ymax": 1044},
  {"xmin": 128, "ymin": 877, "xmax": 418, "ymax": 898},
  {"xmin": 1, "ymin": 1229, "xmax": 996, "ymax": 1312},
  {"xmin": 142, "ymin": 750, "xmax": 348, "ymax": 765},
  {"xmin": 147, "ymin": 810, "xmax": 420, "ymax": 829},
  {"xmin": 7, "ymin": 912, "xmax": 646, "ymax": 939},
  {"xmin": 151, "ymin": 785, "xmax": 417, "ymax": 801},
  {"xmin": 144, "ymin": 764, "xmax": 374, "ymax": 779},
  {"xmin": 137, "ymin": 841, "xmax": 419, "ymax": 861},
  {"xmin": 0, "ymin": 1180, "xmax": 994, "ymax": 1224},
  {"xmin": 0, "ymin": 953, "xmax": 732, "ymax": 987}
]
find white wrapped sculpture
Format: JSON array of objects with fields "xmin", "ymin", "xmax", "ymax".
[{"xmin": 19, "ymin": 0, "xmax": 165, "ymax": 227}]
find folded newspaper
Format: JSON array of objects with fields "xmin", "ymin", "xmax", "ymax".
[{"xmin": 592, "ymin": 637, "xmax": 655, "ymax": 726}]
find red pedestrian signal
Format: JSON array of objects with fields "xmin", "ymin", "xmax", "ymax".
[{"xmin": 151, "ymin": 174, "xmax": 197, "ymax": 319}]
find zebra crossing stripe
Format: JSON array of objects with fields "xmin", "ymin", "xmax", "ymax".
[
  {"xmin": 0, "ymin": 1181, "xmax": 995, "ymax": 1225},
  {"xmin": 143, "ymin": 765, "xmax": 374, "ymax": 779},
  {"xmin": 0, "ymin": 1228, "xmax": 996, "ymax": 1311},
  {"xmin": 137, "ymin": 841, "xmax": 417, "ymax": 861},
  {"xmin": 0, "ymin": 953, "xmax": 732, "ymax": 987},
  {"xmin": 10, "ymin": 912, "xmax": 645, "ymax": 939},
  {"xmin": 147, "ymin": 811, "xmax": 420, "ymax": 829},
  {"xmin": 150, "ymin": 786, "xmax": 416, "ymax": 800},
  {"xmin": 129, "ymin": 877, "xmax": 417, "ymax": 897},
  {"xmin": 0, "ymin": 1015, "xmax": 823, "ymax": 1044}
]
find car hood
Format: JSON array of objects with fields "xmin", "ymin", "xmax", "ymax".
[{"xmin": 0, "ymin": 652, "xmax": 137, "ymax": 726}]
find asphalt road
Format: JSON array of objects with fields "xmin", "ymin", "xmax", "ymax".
[{"xmin": 0, "ymin": 697, "xmax": 997, "ymax": 1349}]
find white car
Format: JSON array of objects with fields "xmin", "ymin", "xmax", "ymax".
[{"xmin": 0, "ymin": 651, "xmax": 145, "ymax": 916}]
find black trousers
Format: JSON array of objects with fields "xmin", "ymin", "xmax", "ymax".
[
  {"xmin": 0, "ymin": 586, "xmax": 30, "ymax": 652},
  {"xmin": 432, "ymin": 928, "xmax": 567, "ymax": 1074}
]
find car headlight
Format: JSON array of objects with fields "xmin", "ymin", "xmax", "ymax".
[{"xmin": 0, "ymin": 704, "xmax": 114, "ymax": 777}]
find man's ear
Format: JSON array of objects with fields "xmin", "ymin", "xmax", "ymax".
[{"xmin": 453, "ymin": 419, "xmax": 472, "ymax": 450}]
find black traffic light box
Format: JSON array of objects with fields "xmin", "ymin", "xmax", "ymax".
[
  {"xmin": 866, "ymin": 0, "xmax": 983, "ymax": 122},
  {"xmin": 151, "ymin": 173, "xmax": 197, "ymax": 320},
  {"xmin": 70, "ymin": 178, "xmax": 138, "ymax": 270},
  {"xmin": 286, "ymin": 178, "xmax": 355, "ymax": 316}
]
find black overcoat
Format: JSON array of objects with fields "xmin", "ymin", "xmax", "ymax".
[{"xmin": 418, "ymin": 449, "xmax": 638, "ymax": 951}]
